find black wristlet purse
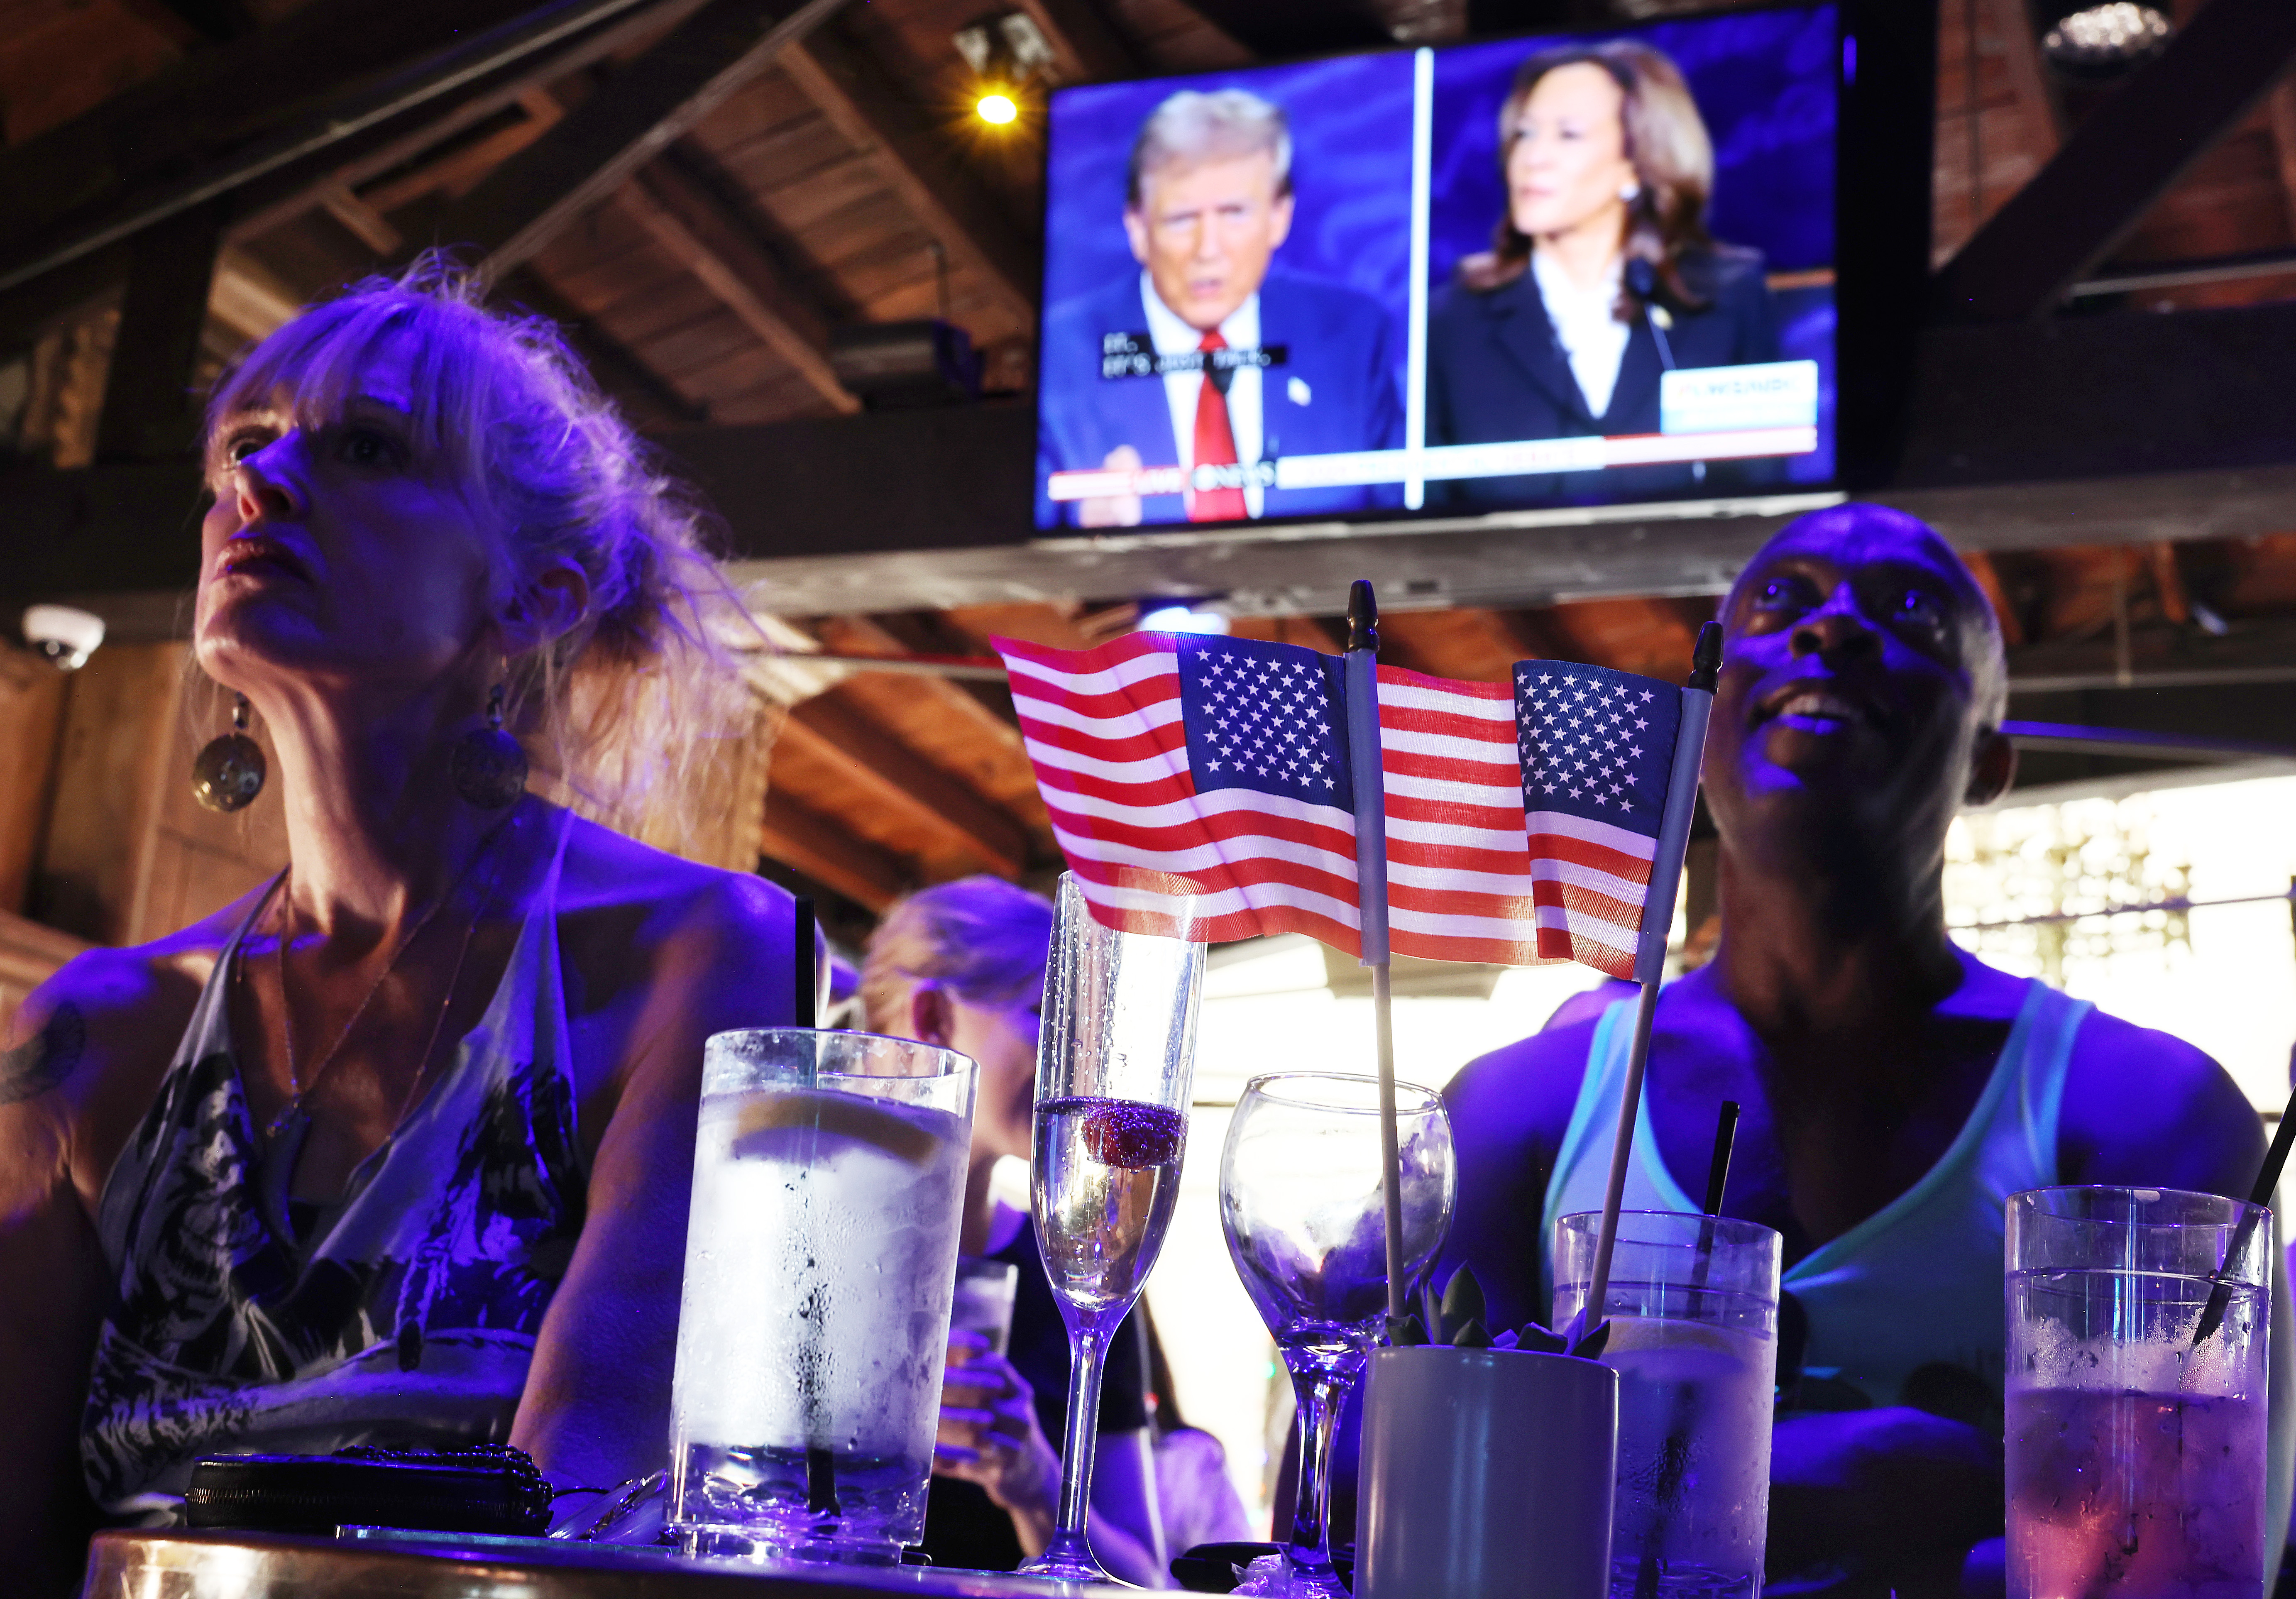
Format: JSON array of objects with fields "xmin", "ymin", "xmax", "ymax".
[{"xmin": 183, "ymin": 1443, "xmax": 554, "ymax": 1536}]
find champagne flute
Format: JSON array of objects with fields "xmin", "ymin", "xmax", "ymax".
[
  {"xmin": 1020, "ymin": 873, "xmax": 1205, "ymax": 1584},
  {"xmin": 1220, "ymin": 1071, "xmax": 1455, "ymax": 1595}
]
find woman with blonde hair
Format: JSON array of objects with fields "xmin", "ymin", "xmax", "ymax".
[
  {"xmin": 860, "ymin": 877, "xmax": 1194, "ymax": 1584},
  {"xmin": 1425, "ymin": 39, "xmax": 1783, "ymax": 506},
  {"xmin": 0, "ymin": 264, "xmax": 792, "ymax": 1592}
]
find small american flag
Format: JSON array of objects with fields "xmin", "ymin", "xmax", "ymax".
[
  {"xmin": 996, "ymin": 632, "xmax": 1690, "ymax": 977},
  {"xmin": 1514, "ymin": 661, "xmax": 1683, "ymax": 975}
]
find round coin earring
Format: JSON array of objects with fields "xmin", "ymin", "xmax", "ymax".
[
  {"xmin": 191, "ymin": 693, "xmax": 267, "ymax": 812},
  {"xmin": 450, "ymin": 681, "xmax": 529, "ymax": 809}
]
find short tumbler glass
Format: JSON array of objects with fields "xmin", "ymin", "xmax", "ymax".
[
  {"xmin": 667, "ymin": 1029, "xmax": 977, "ymax": 1566},
  {"xmin": 1554, "ymin": 1210, "xmax": 1783, "ymax": 1599},
  {"xmin": 2006, "ymin": 1185, "xmax": 2274, "ymax": 1599},
  {"xmin": 949, "ymin": 1257, "xmax": 1021, "ymax": 1356}
]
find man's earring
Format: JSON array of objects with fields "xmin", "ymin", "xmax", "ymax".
[
  {"xmin": 192, "ymin": 694, "xmax": 267, "ymax": 813},
  {"xmin": 450, "ymin": 681, "xmax": 529, "ymax": 809}
]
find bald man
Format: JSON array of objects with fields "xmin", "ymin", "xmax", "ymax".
[{"xmin": 1440, "ymin": 504, "xmax": 2292, "ymax": 1597}]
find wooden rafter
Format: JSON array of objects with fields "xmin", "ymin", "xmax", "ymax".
[
  {"xmin": 616, "ymin": 156, "xmax": 858, "ymax": 413},
  {"xmin": 359, "ymin": 88, "xmax": 567, "ymax": 216},
  {"xmin": 2268, "ymin": 83, "xmax": 2296, "ymax": 244},
  {"xmin": 1961, "ymin": 550, "xmax": 2027, "ymax": 647},
  {"xmin": 778, "ymin": 30, "xmax": 1037, "ymax": 333},
  {"xmin": 1374, "ymin": 609, "xmax": 1523, "ymax": 684},
  {"xmin": 813, "ymin": 615, "xmax": 1024, "ymax": 742},
  {"xmin": 777, "ymin": 694, "xmax": 1033, "ymax": 876},
  {"xmin": 1013, "ymin": 0, "xmax": 1142, "ymax": 81},
  {"xmin": 227, "ymin": 0, "xmax": 718, "ymax": 245},
  {"xmin": 1166, "ymin": 0, "xmax": 1384, "ymax": 57},
  {"xmin": 0, "ymin": 0, "xmax": 671, "ymax": 295},
  {"xmin": 1985, "ymin": 0, "xmax": 2061, "ymax": 160},
  {"xmin": 1934, "ymin": 0, "xmax": 2296, "ymax": 318},
  {"xmin": 498, "ymin": 266, "xmax": 713, "ymax": 427},
  {"xmin": 1493, "ymin": 609, "xmax": 1584, "ymax": 665},
  {"xmin": 96, "ymin": 200, "xmax": 224, "ymax": 463},
  {"xmin": 760, "ymin": 788, "xmax": 908, "ymax": 909},
  {"xmin": 434, "ymin": 0, "xmax": 852, "ymax": 281},
  {"xmin": 2148, "ymin": 541, "xmax": 2192, "ymax": 626},
  {"xmin": 1548, "ymin": 598, "xmax": 1700, "ymax": 679}
]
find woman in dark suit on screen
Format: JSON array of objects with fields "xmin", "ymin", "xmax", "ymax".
[{"xmin": 1426, "ymin": 41, "xmax": 1781, "ymax": 507}]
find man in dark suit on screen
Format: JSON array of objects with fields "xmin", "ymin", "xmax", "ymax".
[{"xmin": 1035, "ymin": 88, "xmax": 1405, "ymax": 528}]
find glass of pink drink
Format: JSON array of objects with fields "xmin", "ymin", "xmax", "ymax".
[
  {"xmin": 2006, "ymin": 1186, "xmax": 2274, "ymax": 1599},
  {"xmin": 1022, "ymin": 871, "xmax": 1205, "ymax": 1584}
]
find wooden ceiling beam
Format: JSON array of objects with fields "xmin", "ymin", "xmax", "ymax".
[
  {"xmin": 1012, "ymin": 0, "xmax": 1142, "ymax": 81},
  {"xmin": 1167, "ymin": 0, "xmax": 1386, "ymax": 57},
  {"xmin": 778, "ymin": 30, "xmax": 1037, "ymax": 333},
  {"xmin": 2267, "ymin": 83, "xmax": 2296, "ymax": 244},
  {"xmin": 777, "ymin": 693, "xmax": 1034, "ymax": 876},
  {"xmin": 95, "ymin": 199, "xmax": 225, "ymax": 465},
  {"xmin": 0, "ymin": 0, "xmax": 673, "ymax": 297},
  {"xmin": 760, "ymin": 788, "xmax": 909, "ymax": 910},
  {"xmin": 358, "ymin": 88, "xmax": 567, "ymax": 216},
  {"xmin": 615, "ymin": 156, "xmax": 858, "ymax": 414},
  {"xmin": 226, "ymin": 0, "xmax": 718, "ymax": 247},
  {"xmin": 435, "ymin": 0, "xmax": 852, "ymax": 281},
  {"xmin": 496, "ymin": 265, "xmax": 711, "ymax": 427},
  {"xmin": 813, "ymin": 615, "xmax": 1022, "ymax": 738},
  {"xmin": 1984, "ymin": 0, "xmax": 2061, "ymax": 161},
  {"xmin": 1934, "ymin": 0, "xmax": 2296, "ymax": 318},
  {"xmin": 1496, "ymin": 609, "xmax": 1588, "ymax": 663},
  {"xmin": 1960, "ymin": 550, "xmax": 2026, "ymax": 647},
  {"xmin": 2147, "ymin": 541, "xmax": 2192, "ymax": 626}
]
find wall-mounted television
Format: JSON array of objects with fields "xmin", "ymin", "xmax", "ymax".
[{"xmin": 1034, "ymin": 4, "xmax": 1841, "ymax": 532}]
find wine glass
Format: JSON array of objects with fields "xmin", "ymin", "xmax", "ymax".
[
  {"xmin": 1020, "ymin": 872, "xmax": 1205, "ymax": 1584},
  {"xmin": 1220, "ymin": 1071, "xmax": 1455, "ymax": 1596}
]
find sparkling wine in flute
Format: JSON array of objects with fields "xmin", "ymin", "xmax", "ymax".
[
  {"xmin": 1034, "ymin": 1095, "xmax": 1188, "ymax": 1315},
  {"xmin": 1019, "ymin": 874, "xmax": 1203, "ymax": 1585}
]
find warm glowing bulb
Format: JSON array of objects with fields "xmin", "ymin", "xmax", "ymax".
[{"xmin": 976, "ymin": 92, "xmax": 1018, "ymax": 125}]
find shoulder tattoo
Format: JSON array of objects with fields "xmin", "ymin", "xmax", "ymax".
[{"xmin": 0, "ymin": 1001, "xmax": 87, "ymax": 1106}]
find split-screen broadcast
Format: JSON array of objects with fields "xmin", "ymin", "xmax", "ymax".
[{"xmin": 1035, "ymin": 4, "xmax": 1838, "ymax": 528}]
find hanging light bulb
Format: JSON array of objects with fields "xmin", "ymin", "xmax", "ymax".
[
  {"xmin": 2043, "ymin": 2, "xmax": 2173, "ymax": 78},
  {"xmin": 954, "ymin": 12, "xmax": 1055, "ymax": 130}
]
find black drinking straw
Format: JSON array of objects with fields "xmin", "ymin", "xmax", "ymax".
[
  {"xmin": 794, "ymin": 895, "xmax": 817, "ymax": 1029},
  {"xmin": 791, "ymin": 895, "xmax": 839, "ymax": 1518},
  {"xmin": 1635, "ymin": 1101, "xmax": 1743, "ymax": 1599},
  {"xmin": 2192, "ymin": 1080, "xmax": 2296, "ymax": 1346},
  {"xmin": 1703, "ymin": 1101, "xmax": 1741, "ymax": 1219}
]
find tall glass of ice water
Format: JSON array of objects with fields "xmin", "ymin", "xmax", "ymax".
[
  {"xmin": 1021, "ymin": 871, "xmax": 1204, "ymax": 1584},
  {"xmin": 667, "ymin": 1029, "xmax": 976, "ymax": 1566},
  {"xmin": 2006, "ymin": 1185, "xmax": 2273, "ymax": 1599},
  {"xmin": 1555, "ymin": 1210, "xmax": 1783, "ymax": 1599}
]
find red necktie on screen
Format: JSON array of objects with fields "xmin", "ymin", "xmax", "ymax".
[{"xmin": 1190, "ymin": 331, "xmax": 1248, "ymax": 523}]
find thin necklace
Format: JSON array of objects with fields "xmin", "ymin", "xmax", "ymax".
[{"xmin": 261, "ymin": 804, "xmax": 523, "ymax": 1142}]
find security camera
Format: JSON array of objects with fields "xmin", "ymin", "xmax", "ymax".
[{"xmin": 22, "ymin": 604, "xmax": 105, "ymax": 672}]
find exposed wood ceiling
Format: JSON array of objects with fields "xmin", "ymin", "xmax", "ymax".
[{"xmin": 5, "ymin": 0, "xmax": 2296, "ymax": 933}]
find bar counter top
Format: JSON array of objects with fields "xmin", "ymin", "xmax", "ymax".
[{"xmin": 79, "ymin": 1529, "xmax": 1096, "ymax": 1597}]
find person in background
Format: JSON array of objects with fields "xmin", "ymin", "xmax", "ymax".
[
  {"xmin": 1143, "ymin": 1317, "xmax": 1256, "ymax": 1558},
  {"xmin": 1036, "ymin": 87, "xmax": 1404, "ymax": 528},
  {"xmin": 1438, "ymin": 503, "xmax": 2294, "ymax": 1596},
  {"xmin": 860, "ymin": 877, "xmax": 1167, "ymax": 1582},
  {"xmin": 0, "ymin": 265, "xmax": 791, "ymax": 1594},
  {"xmin": 1426, "ymin": 40, "xmax": 1781, "ymax": 508}
]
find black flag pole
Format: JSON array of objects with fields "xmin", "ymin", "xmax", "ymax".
[
  {"xmin": 1581, "ymin": 623, "xmax": 1724, "ymax": 1332},
  {"xmin": 1344, "ymin": 580, "xmax": 1407, "ymax": 1328}
]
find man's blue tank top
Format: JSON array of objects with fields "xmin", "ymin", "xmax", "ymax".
[{"xmin": 1541, "ymin": 978, "xmax": 2091, "ymax": 1410}]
